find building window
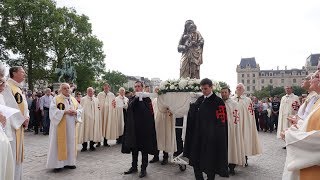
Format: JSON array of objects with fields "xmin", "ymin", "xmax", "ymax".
[
  {"xmin": 293, "ymin": 79, "xmax": 296, "ymax": 83},
  {"xmin": 247, "ymin": 74, "xmax": 250, "ymax": 78},
  {"xmin": 247, "ymin": 86, "xmax": 250, "ymax": 91},
  {"xmin": 253, "ymin": 86, "xmax": 256, "ymax": 91},
  {"xmin": 270, "ymin": 79, "xmax": 273, "ymax": 83},
  {"xmin": 253, "ymin": 73, "xmax": 255, "ymax": 77},
  {"xmin": 261, "ymin": 73, "xmax": 264, "ymax": 76},
  {"xmin": 247, "ymin": 80, "xmax": 250, "ymax": 84},
  {"xmin": 241, "ymin": 80, "xmax": 244, "ymax": 84},
  {"xmin": 261, "ymin": 79, "xmax": 264, "ymax": 84},
  {"xmin": 269, "ymin": 73, "xmax": 272, "ymax": 76},
  {"xmin": 242, "ymin": 74, "xmax": 244, "ymax": 78},
  {"xmin": 261, "ymin": 86, "xmax": 264, "ymax": 89},
  {"xmin": 253, "ymin": 80, "xmax": 255, "ymax": 84},
  {"xmin": 281, "ymin": 79, "xmax": 284, "ymax": 83}
]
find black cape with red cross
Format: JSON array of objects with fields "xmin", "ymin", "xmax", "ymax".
[
  {"xmin": 121, "ymin": 96, "xmax": 158, "ymax": 155},
  {"xmin": 184, "ymin": 93, "xmax": 229, "ymax": 176}
]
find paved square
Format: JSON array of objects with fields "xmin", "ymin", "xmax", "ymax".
[{"xmin": 23, "ymin": 131, "xmax": 286, "ymax": 180}]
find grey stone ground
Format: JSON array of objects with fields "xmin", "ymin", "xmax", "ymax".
[{"xmin": 23, "ymin": 131, "xmax": 286, "ymax": 180}]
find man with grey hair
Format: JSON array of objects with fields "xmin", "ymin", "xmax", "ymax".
[
  {"xmin": 231, "ymin": 83, "xmax": 262, "ymax": 166},
  {"xmin": 288, "ymin": 73, "xmax": 318, "ymax": 124},
  {"xmin": 40, "ymin": 88, "xmax": 53, "ymax": 135},
  {"xmin": 78, "ymin": 87, "xmax": 101, "ymax": 151},
  {"xmin": 2, "ymin": 66, "xmax": 29, "ymax": 180},
  {"xmin": 46, "ymin": 83, "xmax": 82, "ymax": 172},
  {"xmin": 277, "ymin": 86, "xmax": 300, "ymax": 147}
]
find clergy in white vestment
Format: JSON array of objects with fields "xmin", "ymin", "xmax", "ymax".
[
  {"xmin": 0, "ymin": 69, "xmax": 14, "ymax": 180},
  {"xmin": 231, "ymin": 83, "xmax": 262, "ymax": 166},
  {"xmin": 281, "ymin": 71, "xmax": 320, "ymax": 180},
  {"xmin": 221, "ymin": 87, "xmax": 245, "ymax": 175},
  {"xmin": 149, "ymin": 86, "xmax": 171, "ymax": 165},
  {"xmin": 97, "ymin": 83, "xmax": 117, "ymax": 146},
  {"xmin": 0, "ymin": 113, "xmax": 14, "ymax": 180},
  {"xmin": 46, "ymin": 83, "xmax": 82, "ymax": 172},
  {"xmin": 288, "ymin": 74, "xmax": 318, "ymax": 124},
  {"xmin": 78, "ymin": 87, "xmax": 101, "ymax": 151},
  {"xmin": 277, "ymin": 86, "xmax": 300, "ymax": 139},
  {"xmin": 2, "ymin": 66, "xmax": 29, "ymax": 180},
  {"xmin": 114, "ymin": 87, "xmax": 128, "ymax": 144}
]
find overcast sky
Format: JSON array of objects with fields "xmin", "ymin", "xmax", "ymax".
[{"xmin": 55, "ymin": 0, "xmax": 320, "ymax": 90}]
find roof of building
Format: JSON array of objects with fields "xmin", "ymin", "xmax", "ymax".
[
  {"xmin": 259, "ymin": 69, "xmax": 306, "ymax": 76},
  {"xmin": 307, "ymin": 54, "xmax": 320, "ymax": 66},
  {"xmin": 239, "ymin": 57, "xmax": 257, "ymax": 69}
]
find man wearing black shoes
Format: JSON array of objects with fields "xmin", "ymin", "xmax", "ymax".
[{"xmin": 122, "ymin": 81, "xmax": 158, "ymax": 178}]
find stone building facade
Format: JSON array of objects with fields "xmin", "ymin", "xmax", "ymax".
[{"xmin": 236, "ymin": 54, "xmax": 320, "ymax": 95}]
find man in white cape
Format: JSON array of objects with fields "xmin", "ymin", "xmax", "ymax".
[
  {"xmin": 281, "ymin": 71, "xmax": 320, "ymax": 180},
  {"xmin": 78, "ymin": 87, "xmax": 101, "ymax": 151},
  {"xmin": 221, "ymin": 87, "xmax": 246, "ymax": 175},
  {"xmin": 231, "ymin": 83, "xmax": 262, "ymax": 166},
  {"xmin": 2, "ymin": 66, "xmax": 29, "ymax": 180},
  {"xmin": 46, "ymin": 83, "xmax": 82, "ymax": 172},
  {"xmin": 97, "ymin": 83, "xmax": 117, "ymax": 147},
  {"xmin": 149, "ymin": 87, "xmax": 173, "ymax": 165},
  {"xmin": 114, "ymin": 87, "xmax": 128, "ymax": 144},
  {"xmin": 0, "ymin": 68, "xmax": 16, "ymax": 180},
  {"xmin": 277, "ymin": 86, "xmax": 300, "ymax": 143},
  {"xmin": 288, "ymin": 74, "xmax": 318, "ymax": 124}
]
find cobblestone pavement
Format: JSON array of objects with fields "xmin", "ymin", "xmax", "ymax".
[{"xmin": 24, "ymin": 131, "xmax": 286, "ymax": 180}]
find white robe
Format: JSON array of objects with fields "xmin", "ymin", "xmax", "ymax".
[
  {"xmin": 277, "ymin": 93, "xmax": 300, "ymax": 138},
  {"xmin": 282, "ymin": 100, "xmax": 320, "ymax": 180},
  {"xmin": 114, "ymin": 95, "xmax": 128, "ymax": 138},
  {"xmin": 231, "ymin": 95, "xmax": 262, "ymax": 156},
  {"xmin": 0, "ymin": 128, "xmax": 14, "ymax": 180},
  {"xmin": 225, "ymin": 99, "xmax": 246, "ymax": 166},
  {"xmin": 297, "ymin": 91, "xmax": 318, "ymax": 121},
  {"xmin": 0, "ymin": 94, "xmax": 14, "ymax": 180},
  {"xmin": 97, "ymin": 91, "xmax": 118, "ymax": 140},
  {"xmin": 153, "ymin": 97, "xmax": 176, "ymax": 153},
  {"xmin": 78, "ymin": 96, "xmax": 101, "ymax": 144},
  {"xmin": 2, "ymin": 79, "xmax": 29, "ymax": 180},
  {"xmin": 46, "ymin": 95, "xmax": 82, "ymax": 169}
]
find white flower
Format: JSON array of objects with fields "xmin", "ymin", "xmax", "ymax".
[
  {"xmin": 178, "ymin": 79, "xmax": 188, "ymax": 89},
  {"xmin": 170, "ymin": 85, "xmax": 175, "ymax": 90},
  {"xmin": 175, "ymin": 87, "xmax": 178, "ymax": 90},
  {"xmin": 195, "ymin": 86, "xmax": 199, "ymax": 90}
]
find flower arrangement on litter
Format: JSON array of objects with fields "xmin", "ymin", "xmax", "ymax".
[{"xmin": 158, "ymin": 78, "xmax": 222, "ymax": 95}]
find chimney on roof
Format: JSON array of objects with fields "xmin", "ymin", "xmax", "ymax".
[
  {"xmin": 285, "ymin": 66, "xmax": 287, "ymax": 70},
  {"xmin": 277, "ymin": 66, "xmax": 279, "ymax": 70}
]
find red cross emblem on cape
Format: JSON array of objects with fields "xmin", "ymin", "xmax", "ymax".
[
  {"xmin": 232, "ymin": 109, "xmax": 240, "ymax": 124},
  {"xmin": 248, "ymin": 103, "xmax": 254, "ymax": 116},
  {"xmin": 291, "ymin": 101, "xmax": 299, "ymax": 111},
  {"xmin": 216, "ymin": 105, "xmax": 227, "ymax": 123}
]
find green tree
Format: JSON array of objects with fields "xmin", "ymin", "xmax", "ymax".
[
  {"xmin": 47, "ymin": 7, "xmax": 105, "ymax": 85},
  {"xmin": 0, "ymin": 0, "xmax": 56, "ymax": 90},
  {"xmin": 292, "ymin": 85, "xmax": 307, "ymax": 96},
  {"xmin": 101, "ymin": 70, "xmax": 127, "ymax": 93},
  {"xmin": 219, "ymin": 81, "xmax": 230, "ymax": 89}
]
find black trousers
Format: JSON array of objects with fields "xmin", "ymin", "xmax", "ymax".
[
  {"xmin": 271, "ymin": 113, "xmax": 279, "ymax": 131},
  {"xmin": 82, "ymin": 141, "xmax": 95, "ymax": 149},
  {"xmin": 132, "ymin": 150, "xmax": 148, "ymax": 170},
  {"xmin": 193, "ymin": 164, "xmax": 215, "ymax": 180},
  {"xmin": 154, "ymin": 150, "xmax": 169, "ymax": 159},
  {"xmin": 254, "ymin": 110, "xmax": 260, "ymax": 131},
  {"xmin": 174, "ymin": 117, "xmax": 184, "ymax": 156}
]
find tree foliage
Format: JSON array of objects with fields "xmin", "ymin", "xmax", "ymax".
[
  {"xmin": 101, "ymin": 70, "xmax": 127, "ymax": 93},
  {"xmin": 0, "ymin": 0, "xmax": 106, "ymax": 91},
  {"xmin": 253, "ymin": 85, "xmax": 307, "ymax": 99}
]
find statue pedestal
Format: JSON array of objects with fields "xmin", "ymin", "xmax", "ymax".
[{"xmin": 52, "ymin": 83, "xmax": 61, "ymax": 92}]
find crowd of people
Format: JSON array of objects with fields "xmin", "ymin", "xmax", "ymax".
[{"xmin": 0, "ymin": 64, "xmax": 319, "ymax": 180}]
